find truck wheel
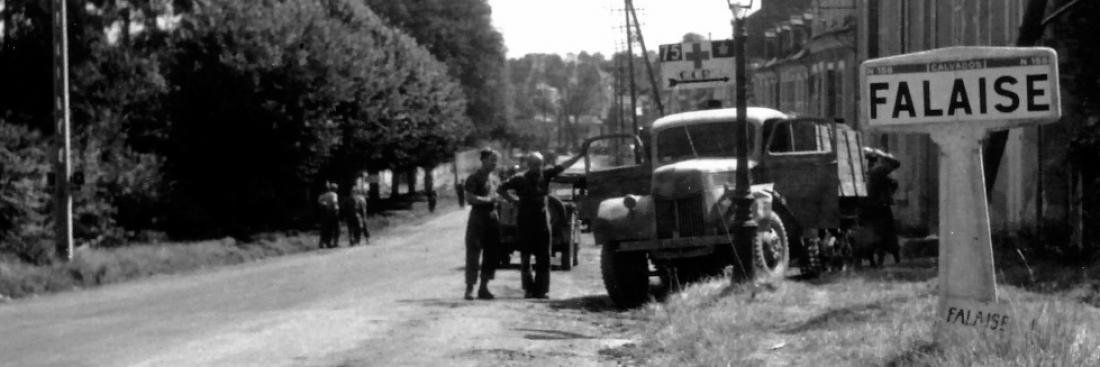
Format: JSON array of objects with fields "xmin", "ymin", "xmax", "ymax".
[
  {"xmin": 750, "ymin": 211, "xmax": 790, "ymax": 280},
  {"xmin": 601, "ymin": 243, "xmax": 649, "ymax": 308}
]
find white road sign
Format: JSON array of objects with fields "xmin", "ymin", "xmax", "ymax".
[
  {"xmin": 659, "ymin": 40, "xmax": 735, "ymax": 90},
  {"xmin": 859, "ymin": 46, "xmax": 1062, "ymax": 343},
  {"xmin": 860, "ymin": 47, "xmax": 1060, "ymax": 132}
]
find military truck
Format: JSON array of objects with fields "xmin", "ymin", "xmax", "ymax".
[{"xmin": 578, "ymin": 107, "xmax": 867, "ymax": 307}]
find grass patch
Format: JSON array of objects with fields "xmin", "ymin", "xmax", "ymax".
[
  {"xmin": 0, "ymin": 195, "xmax": 455, "ymax": 301},
  {"xmin": 618, "ymin": 258, "xmax": 1100, "ymax": 366}
]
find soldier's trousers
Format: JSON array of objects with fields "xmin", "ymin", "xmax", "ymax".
[
  {"xmin": 465, "ymin": 207, "xmax": 499, "ymax": 286},
  {"xmin": 320, "ymin": 211, "xmax": 340, "ymax": 248},
  {"xmin": 518, "ymin": 211, "xmax": 552, "ymax": 296},
  {"xmin": 861, "ymin": 204, "xmax": 900, "ymax": 265},
  {"xmin": 345, "ymin": 214, "xmax": 364, "ymax": 245}
]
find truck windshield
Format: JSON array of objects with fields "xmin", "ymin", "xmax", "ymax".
[{"xmin": 655, "ymin": 122, "xmax": 755, "ymax": 164}]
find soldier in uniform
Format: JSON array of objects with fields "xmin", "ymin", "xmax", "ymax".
[
  {"xmin": 357, "ymin": 187, "xmax": 371, "ymax": 243},
  {"xmin": 317, "ymin": 182, "xmax": 340, "ymax": 249},
  {"xmin": 427, "ymin": 188, "xmax": 438, "ymax": 213},
  {"xmin": 342, "ymin": 183, "xmax": 368, "ymax": 246},
  {"xmin": 861, "ymin": 147, "xmax": 902, "ymax": 266},
  {"xmin": 499, "ymin": 150, "xmax": 585, "ymax": 299},
  {"xmin": 464, "ymin": 149, "xmax": 502, "ymax": 300}
]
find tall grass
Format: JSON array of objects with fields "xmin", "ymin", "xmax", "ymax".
[
  {"xmin": 910, "ymin": 300, "xmax": 1100, "ymax": 366},
  {"xmin": 619, "ymin": 261, "xmax": 1100, "ymax": 367},
  {"xmin": 0, "ymin": 235, "xmax": 315, "ymax": 299}
]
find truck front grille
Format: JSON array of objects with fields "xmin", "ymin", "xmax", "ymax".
[{"xmin": 655, "ymin": 196, "xmax": 706, "ymax": 239}]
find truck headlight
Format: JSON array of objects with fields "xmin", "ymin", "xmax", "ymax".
[{"xmin": 623, "ymin": 195, "xmax": 638, "ymax": 210}]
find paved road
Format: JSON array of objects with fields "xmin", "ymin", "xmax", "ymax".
[{"xmin": 0, "ymin": 209, "xmax": 632, "ymax": 367}]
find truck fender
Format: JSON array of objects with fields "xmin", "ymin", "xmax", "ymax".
[{"xmin": 592, "ymin": 195, "xmax": 655, "ymax": 246}]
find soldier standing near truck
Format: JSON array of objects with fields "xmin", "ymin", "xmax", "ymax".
[
  {"xmin": 463, "ymin": 149, "xmax": 502, "ymax": 300},
  {"xmin": 862, "ymin": 147, "xmax": 902, "ymax": 266},
  {"xmin": 499, "ymin": 150, "xmax": 585, "ymax": 299}
]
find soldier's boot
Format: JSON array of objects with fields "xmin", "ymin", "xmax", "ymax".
[
  {"xmin": 464, "ymin": 284, "xmax": 475, "ymax": 300},
  {"xmin": 477, "ymin": 282, "xmax": 494, "ymax": 300}
]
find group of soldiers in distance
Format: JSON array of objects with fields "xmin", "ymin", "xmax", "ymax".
[
  {"xmin": 317, "ymin": 182, "xmax": 371, "ymax": 248},
  {"xmin": 462, "ymin": 148, "xmax": 585, "ymax": 301}
]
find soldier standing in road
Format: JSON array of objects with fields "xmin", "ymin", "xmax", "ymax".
[
  {"xmin": 357, "ymin": 186, "xmax": 371, "ymax": 244},
  {"xmin": 317, "ymin": 182, "xmax": 340, "ymax": 249},
  {"xmin": 499, "ymin": 150, "xmax": 585, "ymax": 299},
  {"xmin": 464, "ymin": 149, "xmax": 502, "ymax": 300},
  {"xmin": 861, "ymin": 147, "xmax": 902, "ymax": 266},
  {"xmin": 342, "ymin": 183, "xmax": 368, "ymax": 246}
]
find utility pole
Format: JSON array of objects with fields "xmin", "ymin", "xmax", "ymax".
[
  {"xmin": 728, "ymin": 0, "xmax": 755, "ymax": 280},
  {"xmin": 623, "ymin": 0, "xmax": 639, "ymax": 134},
  {"xmin": 626, "ymin": 3, "xmax": 664, "ymax": 116},
  {"xmin": 52, "ymin": 0, "xmax": 74, "ymax": 262}
]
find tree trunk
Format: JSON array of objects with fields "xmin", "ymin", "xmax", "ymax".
[
  {"xmin": 406, "ymin": 169, "xmax": 417, "ymax": 196},
  {"xmin": 367, "ymin": 169, "xmax": 380, "ymax": 202},
  {"xmin": 120, "ymin": 7, "xmax": 131, "ymax": 46},
  {"xmin": 423, "ymin": 165, "xmax": 435, "ymax": 194},
  {"xmin": 390, "ymin": 170, "xmax": 400, "ymax": 199}
]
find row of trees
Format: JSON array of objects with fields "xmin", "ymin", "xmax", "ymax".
[
  {"xmin": 505, "ymin": 51, "xmax": 662, "ymax": 152},
  {"xmin": 0, "ymin": 0, "xmax": 504, "ymax": 261}
]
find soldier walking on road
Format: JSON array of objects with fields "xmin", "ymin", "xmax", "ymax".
[
  {"xmin": 464, "ymin": 149, "xmax": 502, "ymax": 300},
  {"xmin": 499, "ymin": 150, "xmax": 585, "ymax": 299},
  {"xmin": 861, "ymin": 147, "xmax": 902, "ymax": 266},
  {"xmin": 342, "ymin": 184, "xmax": 368, "ymax": 246},
  {"xmin": 317, "ymin": 182, "xmax": 340, "ymax": 249}
]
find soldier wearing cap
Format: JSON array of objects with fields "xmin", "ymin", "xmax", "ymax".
[
  {"xmin": 862, "ymin": 147, "xmax": 902, "ymax": 266},
  {"xmin": 317, "ymin": 181, "xmax": 340, "ymax": 249},
  {"xmin": 463, "ymin": 149, "xmax": 502, "ymax": 300},
  {"xmin": 499, "ymin": 149, "xmax": 585, "ymax": 299}
]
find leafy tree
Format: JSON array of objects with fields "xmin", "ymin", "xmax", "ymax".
[
  {"xmin": 162, "ymin": 0, "xmax": 469, "ymax": 237},
  {"xmin": 362, "ymin": 0, "xmax": 508, "ymax": 142}
]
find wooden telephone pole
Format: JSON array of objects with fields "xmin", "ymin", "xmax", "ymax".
[{"xmin": 52, "ymin": 0, "xmax": 74, "ymax": 261}]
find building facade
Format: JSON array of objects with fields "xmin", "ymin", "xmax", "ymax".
[{"xmin": 747, "ymin": 0, "xmax": 1057, "ymax": 235}]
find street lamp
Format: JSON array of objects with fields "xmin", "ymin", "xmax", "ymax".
[{"xmin": 726, "ymin": 0, "xmax": 756, "ymax": 281}]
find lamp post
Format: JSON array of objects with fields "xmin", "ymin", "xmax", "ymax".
[{"xmin": 728, "ymin": 0, "xmax": 755, "ymax": 280}]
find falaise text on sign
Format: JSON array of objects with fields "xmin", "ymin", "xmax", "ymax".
[
  {"xmin": 944, "ymin": 306, "xmax": 1010, "ymax": 332},
  {"xmin": 865, "ymin": 56, "xmax": 1055, "ymax": 126}
]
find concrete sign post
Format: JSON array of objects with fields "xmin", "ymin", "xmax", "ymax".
[{"xmin": 859, "ymin": 47, "xmax": 1061, "ymax": 342}]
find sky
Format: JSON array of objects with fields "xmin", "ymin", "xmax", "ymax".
[{"xmin": 488, "ymin": 0, "xmax": 757, "ymax": 58}]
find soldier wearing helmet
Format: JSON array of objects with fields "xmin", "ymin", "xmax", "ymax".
[{"xmin": 317, "ymin": 181, "xmax": 341, "ymax": 249}]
